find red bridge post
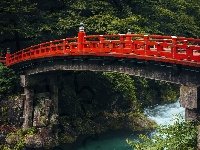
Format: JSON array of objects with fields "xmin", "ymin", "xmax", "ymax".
[
  {"xmin": 144, "ymin": 35, "xmax": 149, "ymax": 56},
  {"xmin": 124, "ymin": 29, "xmax": 132, "ymax": 53},
  {"xmin": 6, "ymin": 48, "xmax": 11, "ymax": 66},
  {"xmin": 171, "ymin": 36, "xmax": 177, "ymax": 59},
  {"xmin": 78, "ymin": 23, "xmax": 85, "ymax": 52}
]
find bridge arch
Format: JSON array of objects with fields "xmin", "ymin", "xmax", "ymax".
[{"xmin": 16, "ymin": 56, "xmax": 200, "ymax": 86}]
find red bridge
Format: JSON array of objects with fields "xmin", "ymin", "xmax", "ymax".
[
  {"xmin": 2, "ymin": 23, "xmax": 200, "ymax": 68},
  {"xmin": 3, "ymin": 24, "xmax": 200, "ymax": 145}
]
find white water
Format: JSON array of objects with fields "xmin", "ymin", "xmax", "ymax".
[
  {"xmin": 144, "ymin": 100, "xmax": 185, "ymax": 125},
  {"xmin": 59, "ymin": 100, "xmax": 185, "ymax": 150}
]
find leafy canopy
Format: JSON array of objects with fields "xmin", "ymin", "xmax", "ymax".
[{"xmin": 1, "ymin": 0, "xmax": 200, "ymax": 53}]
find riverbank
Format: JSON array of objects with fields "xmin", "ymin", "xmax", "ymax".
[
  {"xmin": 0, "ymin": 71, "xmax": 179, "ymax": 149},
  {"xmin": 1, "ymin": 100, "xmax": 185, "ymax": 150},
  {"xmin": 57, "ymin": 100, "xmax": 185, "ymax": 150},
  {"xmin": 0, "ymin": 93, "xmax": 157, "ymax": 149}
]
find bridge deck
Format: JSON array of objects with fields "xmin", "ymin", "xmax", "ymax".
[{"xmin": 3, "ymin": 32, "xmax": 200, "ymax": 68}]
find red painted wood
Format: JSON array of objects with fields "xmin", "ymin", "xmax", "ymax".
[{"xmin": 4, "ymin": 32, "xmax": 200, "ymax": 68}]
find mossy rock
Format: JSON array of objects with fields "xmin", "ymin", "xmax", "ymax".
[{"xmin": 59, "ymin": 134, "xmax": 77, "ymax": 143}]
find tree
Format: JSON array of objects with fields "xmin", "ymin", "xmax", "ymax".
[
  {"xmin": 0, "ymin": 64, "xmax": 20, "ymax": 98},
  {"xmin": 1, "ymin": 0, "xmax": 200, "ymax": 54},
  {"xmin": 0, "ymin": 0, "xmax": 38, "ymax": 53}
]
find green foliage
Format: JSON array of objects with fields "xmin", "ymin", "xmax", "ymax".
[
  {"xmin": 1, "ymin": 0, "xmax": 200, "ymax": 53},
  {"xmin": 0, "ymin": 145, "xmax": 10, "ymax": 150},
  {"xmin": 133, "ymin": 77, "xmax": 179, "ymax": 107},
  {"xmin": 36, "ymin": 99, "xmax": 43, "ymax": 108},
  {"xmin": 10, "ymin": 127, "xmax": 37, "ymax": 137},
  {"xmin": 1, "ymin": 106, "xmax": 8, "ymax": 116},
  {"xmin": 126, "ymin": 115, "xmax": 198, "ymax": 150},
  {"xmin": 41, "ymin": 116, "xmax": 47, "ymax": 126},
  {"xmin": 24, "ymin": 127, "xmax": 37, "ymax": 135},
  {"xmin": 0, "ymin": 64, "xmax": 21, "ymax": 98},
  {"xmin": 5, "ymin": 127, "xmax": 37, "ymax": 150},
  {"xmin": 103, "ymin": 72, "xmax": 136, "ymax": 100},
  {"xmin": 102, "ymin": 72, "xmax": 139, "ymax": 110}
]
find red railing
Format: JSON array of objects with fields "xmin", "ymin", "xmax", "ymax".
[{"xmin": 5, "ymin": 31, "xmax": 200, "ymax": 67}]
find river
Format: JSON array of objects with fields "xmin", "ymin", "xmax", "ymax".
[{"xmin": 57, "ymin": 100, "xmax": 184, "ymax": 150}]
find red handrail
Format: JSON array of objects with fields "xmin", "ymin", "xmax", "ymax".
[{"xmin": 5, "ymin": 32, "xmax": 200, "ymax": 68}]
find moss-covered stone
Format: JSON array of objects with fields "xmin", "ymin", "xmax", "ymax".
[
  {"xmin": 5, "ymin": 127, "xmax": 37, "ymax": 149},
  {"xmin": 59, "ymin": 133, "xmax": 77, "ymax": 144}
]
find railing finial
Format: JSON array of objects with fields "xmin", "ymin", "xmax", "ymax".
[
  {"xmin": 78, "ymin": 22, "xmax": 85, "ymax": 51},
  {"xmin": 6, "ymin": 48, "xmax": 11, "ymax": 66},
  {"xmin": 79, "ymin": 22, "xmax": 84, "ymax": 32},
  {"xmin": 7, "ymin": 47, "xmax": 10, "ymax": 53},
  {"xmin": 127, "ymin": 29, "xmax": 131, "ymax": 34}
]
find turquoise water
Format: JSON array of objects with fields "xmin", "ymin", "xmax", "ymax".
[
  {"xmin": 77, "ymin": 130, "xmax": 150, "ymax": 150},
  {"xmin": 58, "ymin": 101, "xmax": 184, "ymax": 150},
  {"xmin": 59, "ymin": 130, "xmax": 152, "ymax": 150}
]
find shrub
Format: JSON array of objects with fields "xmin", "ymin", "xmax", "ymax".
[{"xmin": 126, "ymin": 115, "xmax": 198, "ymax": 150}]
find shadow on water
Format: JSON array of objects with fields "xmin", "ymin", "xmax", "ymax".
[
  {"xmin": 53, "ymin": 129, "xmax": 152, "ymax": 150},
  {"xmin": 25, "ymin": 129, "xmax": 151, "ymax": 150}
]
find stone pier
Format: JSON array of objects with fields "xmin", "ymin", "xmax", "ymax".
[
  {"xmin": 20, "ymin": 75, "xmax": 34, "ymax": 129},
  {"xmin": 180, "ymin": 85, "xmax": 200, "ymax": 149},
  {"xmin": 180, "ymin": 85, "xmax": 200, "ymax": 121},
  {"xmin": 48, "ymin": 74, "xmax": 59, "ymax": 125},
  {"xmin": 20, "ymin": 74, "xmax": 60, "ymax": 129},
  {"xmin": 19, "ymin": 74, "xmax": 60, "ymax": 148}
]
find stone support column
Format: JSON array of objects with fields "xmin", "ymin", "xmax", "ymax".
[
  {"xmin": 180, "ymin": 85, "xmax": 200, "ymax": 149},
  {"xmin": 48, "ymin": 74, "xmax": 59, "ymax": 123},
  {"xmin": 20, "ymin": 75, "xmax": 34, "ymax": 129},
  {"xmin": 180, "ymin": 85, "xmax": 200, "ymax": 121}
]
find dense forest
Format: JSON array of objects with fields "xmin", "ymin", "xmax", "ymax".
[
  {"xmin": 0, "ymin": 0, "xmax": 200, "ymax": 149},
  {"xmin": 1, "ymin": 0, "xmax": 200, "ymax": 54},
  {"xmin": 1, "ymin": 0, "xmax": 187, "ymax": 107}
]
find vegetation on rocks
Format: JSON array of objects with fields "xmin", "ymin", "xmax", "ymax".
[{"xmin": 1, "ymin": 127, "xmax": 37, "ymax": 150}]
